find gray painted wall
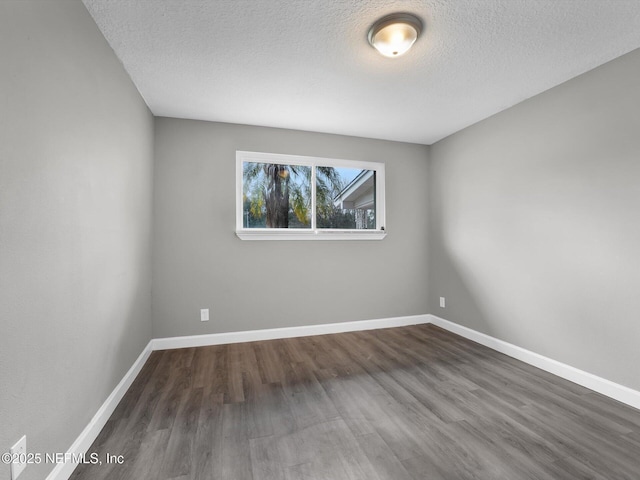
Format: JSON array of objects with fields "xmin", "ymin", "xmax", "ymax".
[
  {"xmin": 152, "ymin": 119, "xmax": 429, "ymax": 338},
  {"xmin": 0, "ymin": 2, "xmax": 154, "ymax": 479},
  {"xmin": 429, "ymin": 48, "xmax": 640, "ymax": 391}
]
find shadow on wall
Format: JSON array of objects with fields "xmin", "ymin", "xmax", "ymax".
[{"xmin": 429, "ymin": 214, "xmax": 493, "ymax": 335}]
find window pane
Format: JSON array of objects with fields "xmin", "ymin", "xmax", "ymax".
[
  {"xmin": 317, "ymin": 167, "xmax": 376, "ymax": 229},
  {"xmin": 242, "ymin": 162, "xmax": 312, "ymax": 228}
]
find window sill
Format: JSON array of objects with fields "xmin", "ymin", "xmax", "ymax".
[{"xmin": 235, "ymin": 230, "xmax": 387, "ymax": 241}]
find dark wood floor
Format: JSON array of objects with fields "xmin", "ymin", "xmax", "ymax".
[{"xmin": 70, "ymin": 324, "xmax": 640, "ymax": 480}]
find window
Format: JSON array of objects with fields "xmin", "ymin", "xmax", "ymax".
[{"xmin": 236, "ymin": 151, "xmax": 386, "ymax": 240}]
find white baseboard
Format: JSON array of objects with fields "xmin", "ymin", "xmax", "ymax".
[
  {"xmin": 46, "ymin": 341, "xmax": 154, "ymax": 480},
  {"xmin": 429, "ymin": 314, "xmax": 640, "ymax": 411},
  {"xmin": 151, "ymin": 314, "xmax": 431, "ymax": 350}
]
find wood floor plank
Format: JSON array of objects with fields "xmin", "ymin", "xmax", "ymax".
[
  {"xmin": 160, "ymin": 386, "xmax": 203, "ymax": 478},
  {"xmin": 226, "ymin": 343, "xmax": 246, "ymax": 404},
  {"xmin": 220, "ymin": 402, "xmax": 253, "ymax": 480},
  {"xmin": 314, "ymin": 367, "xmax": 377, "ymax": 438},
  {"xmin": 355, "ymin": 432, "xmax": 415, "ymax": 480},
  {"xmin": 261, "ymin": 418, "xmax": 382, "ymax": 480},
  {"xmin": 401, "ymin": 454, "xmax": 449, "ymax": 480},
  {"xmin": 193, "ymin": 371, "xmax": 224, "ymax": 480},
  {"xmin": 70, "ymin": 324, "xmax": 640, "ymax": 480},
  {"xmin": 248, "ymin": 433, "xmax": 286, "ymax": 480},
  {"xmin": 281, "ymin": 361, "xmax": 340, "ymax": 429},
  {"xmin": 126, "ymin": 429, "xmax": 171, "ymax": 480}
]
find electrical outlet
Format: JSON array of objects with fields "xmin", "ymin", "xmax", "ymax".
[
  {"xmin": 10, "ymin": 435, "xmax": 27, "ymax": 479},
  {"xmin": 200, "ymin": 308, "xmax": 209, "ymax": 322},
  {"xmin": 439, "ymin": 297, "xmax": 446, "ymax": 308}
]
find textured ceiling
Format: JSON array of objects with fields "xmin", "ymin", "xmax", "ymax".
[{"xmin": 82, "ymin": 0, "xmax": 640, "ymax": 145}]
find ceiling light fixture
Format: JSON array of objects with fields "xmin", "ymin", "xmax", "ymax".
[{"xmin": 368, "ymin": 13, "xmax": 423, "ymax": 58}]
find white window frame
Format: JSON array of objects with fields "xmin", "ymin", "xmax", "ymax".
[{"xmin": 236, "ymin": 151, "xmax": 386, "ymax": 241}]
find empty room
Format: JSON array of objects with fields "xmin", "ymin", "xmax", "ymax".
[{"xmin": 2, "ymin": 1, "xmax": 640, "ymax": 479}]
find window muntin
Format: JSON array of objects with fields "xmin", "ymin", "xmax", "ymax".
[{"xmin": 236, "ymin": 152, "xmax": 386, "ymax": 240}]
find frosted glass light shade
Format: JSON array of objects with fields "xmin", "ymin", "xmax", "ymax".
[{"xmin": 368, "ymin": 13, "xmax": 422, "ymax": 58}]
